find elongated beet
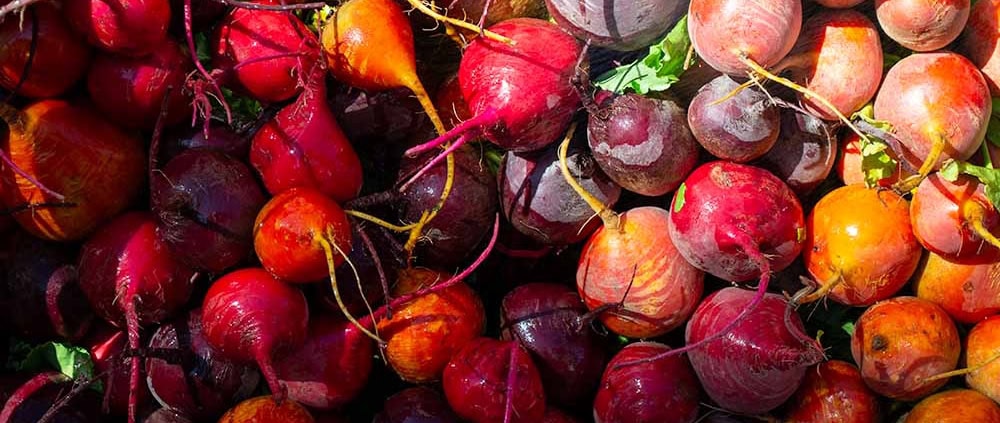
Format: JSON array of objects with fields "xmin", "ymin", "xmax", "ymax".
[
  {"xmin": 152, "ymin": 149, "xmax": 266, "ymax": 272},
  {"xmin": 0, "ymin": 99, "xmax": 145, "ymax": 241},
  {"xmin": 500, "ymin": 283, "xmax": 607, "ymax": 407},
  {"xmin": 201, "ymin": 268, "xmax": 310, "ymax": 402},
  {"xmin": 547, "ymin": 0, "xmax": 685, "ymax": 51},
  {"xmin": 0, "ymin": 2, "xmax": 91, "ymax": 98},
  {"xmin": 146, "ymin": 309, "xmax": 260, "ymax": 421},
  {"xmin": 442, "ymin": 337, "xmax": 546, "ymax": 423},
  {"xmin": 688, "ymin": 75, "xmax": 780, "ymax": 163},
  {"xmin": 587, "ymin": 92, "xmax": 697, "ymax": 196},
  {"xmin": 686, "ymin": 288, "xmax": 824, "ymax": 415},
  {"xmin": 594, "ymin": 342, "xmax": 701, "ymax": 423},
  {"xmin": 65, "ymin": 0, "xmax": 171, "ymax": 56}
]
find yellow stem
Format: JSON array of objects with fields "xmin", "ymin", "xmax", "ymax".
[
  {"xmin": 965, "ymin": 201, "xmax": 1000, "ymax": 250},
  {"xmin": 344, "ymin": 210, "xmax": 417, "ymax": 232},
  {"xmin": 795, "ymin": 273, "xmax": 843, "ymax": 305},
  {"xmin": 403, "ymin": 0, "xmax": 513, "ymax": 45},
  {"xmin": 315, "ymin": 233, "xmax": 384, "ymax": 344},
  {"xmin": 893, "ymin": 133, "xmax": 946, "ymax": 193},
  {"xmin": 920, "ymin": 350, "xmax": 1000, "ymax": 383},
  {"xmin": 409, "ymin": 79, "xmax": 447, "ymax": 136},
  {"xmin": 557, "ymin": 122, "xmax": 620, "ymax": 230},
  {"xmin": 708, "ymin": 79, "xmax": 755, "ymax": 106}
]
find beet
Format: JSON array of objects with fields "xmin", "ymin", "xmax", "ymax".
[
  {"xmin": 151, "ymin": 149, "xmax": 267, "ymax": 273},
  {"xmin": 3, "ymin": 232, "xmax": 92, "ymax": 342},
  {"xmin": 498, "ymin": 143, "xmax": 620, "ymax": 246},
  {"xmin": 875, "ymin": 0, "xmax": 969, "ymax": 52},
  {"xmin": 0, "ymin": 2, "xmax": 92, "ymax": 98},
  {"xmin": 753, "ymin": 110, "xmax": 838, "ymax": 195},
  {"xmin": 685, "ymin": 288, "xmax": 824, "ymax": 415},
  {"xmin": 587, "ymin": 92, "xmax": 698, "ymax": 196},
  {"xmin": 689, "ymin": 0, "xmax": 801, "ymax": 75},
  {"xmin": 0, "ymin": 372, "xmax": 102, "ymax": 423},
  {"xmin": 218, "ymin": 396, "xmax": 314, "ymax": 423},
  {"xmin": 146, "ymin": 408, "xmax": 195, "ymax": 423},
  {"xmin": 373, "ymin": 387, "xmax": 460, "ymax": 423},
  {"xmin": 201, "ymin": 268, "xmax": 310, "ymax": 402},
  {"xmin": 86, "ymin": 324, "xmax": 154, "ymax": 418},
  {"xmin": 500, "ymin": 283, "xmax": 607, "ymax": 407},
  {"xmin": 146, "ymin": 309, "xmax": 260, "ymax": 421},
  {"xmin": 593, "ymin": 342, "xmax": 701, "ymax": 423},
  {"xmin": 687, "ymin": 75, "xmax": 781, "ymax": 163},
  {"xmin": 965, "ymin": 315, "xmax": 1000, "ymax": 404},
  {"xmin": 782, "ymin": 360, "xmax": 880, "ymax": 423},
  {"xmin": 547, "ymin": 0, "xmax": 685, "ymax": 51},
  {"xmin": 905, "ymin": 389, "xmax": 1000, "ymax": 422},
  {"xmin": 315, "ymin": 223, "xmax": 400, "ymax": 316},
  {"xmin": 442, "ymin": 337, "xmax": 546, "ymax": 423},
  {"xmin": 86, "ymin": 39, "xmax": 193, "ymax": 130},
  {"xmin": 434, "ymin": 0, "xmax": 548, "ymax": 29},
  {"xmin": 65, "ymin": 0, "xmax": 171, "ymax": 56},
  {"xmin": 161, "ymin": 125, "xmax": 249, "ymax": 163},
  {"xmin": 275, "ymin": 313, "xmax": 373, "ymax": 410},
  {"xmin": 910, "ymin": 173, "xmax": 1000, "ymax": 264}
]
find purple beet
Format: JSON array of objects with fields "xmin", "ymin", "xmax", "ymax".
[
  {"xmin": 753, "ymin": 110, "xmax": 838, "ymax": 195},
  {"xmin": 4, "ymin": 232, "xmax": 92, "ymax": 342},
  {"xmin": 685, "ymin": 288, "xmax": 824, "ymax": 415},
  {"xmin": 593, "ymin": 342, "xmax": 701, "ymax": 423},
  {"xmin": 86, "ymin": 323, "xmax": 154, "ymax": 419},
  {"xmin": 145, "ymin": 309, "xmax": 260, "ymax": 421},
  {"xmin": 151, "ymin": 149, "xmax": 267, "ymax": 273},
  {"xmin": 373, "ymin": 387, "xmax": 460, "ymax": 423},
  {"xmin": 161, "ymin": 125, "xmax": 249, "ymax": 163},
  {"xmin": 275, "ymin": 314, "xmax": 374, "ymax": 410},
  {"xmin": 442, "ymin": 337, "xmax": 546, "ymax": 423},
  {"xmin": 500, "ymin": 283, "xmax": 607, "ymax": 408},
  {"xmin": 687, "ymin": 75, "xmax": 780, "ymax": 162},
  {"xmin": 0, "ymin": 372, "xmax": 102, "ymax": 423},
  {"xmin": 587, "ymin": 92, "xmax": 699, "ymax": 196},
  {"xmin": 499, "ymin": 142, "xmax": 621, "ymax": 245},
  {"xmin": 315, "ymin": 223, "xmax": 402, "ymax": 317},
  {"xmin": 546, "ymin": 0, "xmax": 686, "ymax": 51}
]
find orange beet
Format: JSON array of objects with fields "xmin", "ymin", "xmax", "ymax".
[
  {"xmin": 966, "ymin": 315, "xmax": 1000, "ymax": 403},
  {"xmin": 783, "ymin": 360, "xmax": 879, "ymax": 423},
  {"xmin": 904, "ymin": 389, "xmax": 1000, "ymax": 422},
  {"xmin": 219, "ymin": 396, "xmax": 314, "ymax": 423},
  {"xmin": 836, "ymin": 132, "xmax": 909, "ymax": 187},
  {"xmin": 376, "ymin": 268, "xmax": 485, "ymax": 383},
  {"xmin": 913, "ymin": 252, "xmax": 1000, "ymax": 324},
  {"xmin": 964, "ymin": 0, "xmax": 1000, "ymax": 95},
  {"xmin": 851, "ymin": 296, "xmax": 960, "ymax": 401},
  {"xmin": 804, "ymin": 184, "xmax": 922, "ymax": 306}
]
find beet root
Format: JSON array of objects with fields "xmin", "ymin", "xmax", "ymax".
[
  {"xmin": 904, "ymin": 389, "xmax": 1000, "ymax": 422},
  {"xmin": 687, "ymin": 75, "xmax": 781, "ymax": 163},
  {"xmin": 442, "ymin": 337, "xmax": 546, "ymax": 423},
  {"xmin": 782, "ymin": 360, "xmax": 880, "ymax": 423},
  {"xmin": 65, "ymin": 0, "xmax": 171, "ymax": 56},
  {"xmin": 373, "ymin": 387, "xmax": 460, "ymax": 423},
  {"xmin": 0, "ymin": 2, "xmax": 92, "ymax": 98},
  {"xmin": 593, "ymin": 342, "xmax": 701, "ymax": 423}
]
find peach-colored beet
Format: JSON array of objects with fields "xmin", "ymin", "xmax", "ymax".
[
  {"xmin": 876, "ymin": 0, "xmax": 969, "ymax": 51},
  {"xmin": 910, "ymin": 174, "xmax": 1000, "ymax": 264},
  {"xmin": 688, "ymin": 0, "xmax": 801, "ymax": 75},
  {"xmin": 964, "ymin": 0, "xmax": 1000, "ymax": 95},
  {"xmin": 851, "ymin": 296, "xmax": 961, "ymax": 401},
  {"xmin": 904, "ymin": 389, "xmax": 1000, "ymax": 422},
  {"xmin": 783, "ymin": 360, "xmax": 880, "ymax": 423},
  {"xmin": 966, "ymin": 316, "xmax": 1000, "ymax": 403},
  {"xmin": 219, "ymin": 396, "xmax": 314, "ymax": 423},
  {"xmin": 836, "ymin": 133, "xmax": 910, "ymax": 187},
  {"xmin": 913, "ymin": 252, "xmax": 1000, "ymax": 324}
]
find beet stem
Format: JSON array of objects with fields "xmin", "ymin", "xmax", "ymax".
[
  {"xmin": 0, "ymin": 0, "xmax": 43, "ymax": 20},
  {"xmin": 401, "ymin": 0, "xmax": 513, "ymax": 45},
  {"xmin": 358, "ymin": 225, "xmax": 393, "ymax": 320},
  {"xmin": 404, "ymin": 107, "xmax": 498, "ymax": 157},
  {"xmin": 2, "ymin": 373, "xmax": 69, "ymax": 422},
  {"xmin": 0, "ymin": 145, "xmax": 67, "ymax": 201},
  {"xmin": 556, "ymin": 122, "xmax": 620, "ymax": 229},
  {"xmin": 503, "ymin": 342, "xmax": 517, "ymax": 423},
  {"xmin": 0, "ymin": 201, "xmax": 76, "ymax": 216},
  {"xmin": 893, "ymin": 132, "xmax": 947, "ymax": 193},
  {"xmin": 123, "ymin": 286, "xmax": 141, "ymax": 423},
  {"xmin": 209, "ymin": 0, "xmax": 327, "ymax": 10},
  {"xmin": 184, "ymin": 0, "xmax": 232, "ymax": 126},
  {"xmin": 345, "ymin": 191, "xmax": 400, "ymax": 210},
  {"xmin": 398, "ymin": 132, "xmax": 466, "ymax": 194},
  {"xmin": 964, "ymin": 201, "xmax": 1000, "ymax": 250},
  {"xmin": 315, "ymin": 230, "xmax": 385, "ymax": 343},
  {"xmin": 920, "ymin": 350, "xmax": 1000, "ymax": 383},
  {"xmin": 408, "ymin": 78, "xmax": 447, "ymax": 135},
  {"xmin": 401, "ymin": 141, "xmax": 458, "ymax": 262},
  {"xmin": 345, "ymin": 210, "xmax": 417, "ymax": 232},
  {"xmin": 256, "ymin": 352, "xmax": 286, "ymax": 403},
  {"xmin": 148, "ymin": 86, "xmax": 174, "ymax": 182}
]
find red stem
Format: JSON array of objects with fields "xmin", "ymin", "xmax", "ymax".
[
  {"xmin": 398, "ymin": 132, "xmax": 472, "ymax": 193},
  {"xmin": 123, "ymin": 287, "xmax": 141, "ymax": 423},
  {"xmin": 256, "ymin": 352, "xmax": 286, "ymax": 403},
  {"xmin": 184, "ymin": 0, "xmax": 231, "ymax": 125},
  {"xmin": 0, "ymin": 372, "xmax": 69, "ymax": 422},
  {"xmin": 404, "ymin": 107, "xmax": 499, "ymax": 157},
  {"xmin": 232, "ymin": 52, "xmax": 309, "ymax": 71},
  {"xmin": 503, "ymin": 342, "xmax": 517, "ymax": 423}
]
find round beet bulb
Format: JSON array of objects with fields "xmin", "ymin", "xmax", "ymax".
[
  {"xmin": 688, "ymin": 75, "xmax": 781, "ymax": 162},
  {"xmin": 0, "ymin": 2, "xmax": 92, "ymax": 98},
  {"xmin": 593, "ymin": 342, "xmax": 701, "ymax": 423},
  {"xmin": 161, "ymin": 125, "xmax": 249, "ymax": 163},
  {"xmin": 499, "ymin": 142, "xmax": 621, "ymax": 246},
  {"xmin": 373, "ymin": 387, "xmax": 460, "ymax": 423},
  {"xmin": 442, "ymin": 338, "xmax": 546, "ymax": 423},
  {"xmin": 86, "ymin": 39, "xmax": 193, "ymax": 130},
  {"xmin": 152, "ymin": 149, "xmax": 267, "ymax": 273},
  {"xmin": 3, "ymin": 233, "xmax": 92, "ymax": 342},
  {"xmin": 275, "ymin": 314, "xmax": 373, "ymax": 410},
  {"xmin": 587, "ymin": 92, "xmax": 698, "ymax": 196},
  {"xmin": 547, "ymin": 0, "xmax": 685, "ymax": 51},
  {"xmin": 0, "ymin": 371, "xmax": 102, "ymax": 423},
  {"xmin": 146, "ymin": 309, "xmax": 260, "ymax": 421},
  {"xmin": 782, "ymin": 360, "xmax": 880, "ymax": 423},
  {"xmin": 315, "ymin": 223, "xmax": 401, "ymax": 316},
  {"xmin": 65, "ymin": 0, "xmax": 171, "ymax": 56},
  {"xmin": 500, "ymin": 283, "xmax": 607, "ymax": 408},
  {"xmin": 754, "ymin": 110, "xmax": 838, "ymax": 195},
  {"xmin": 201, "ymin": 268, "xmax": 310, "ymax": 401},
  {"xmin": 218, "ymin": 396, "xmax": 314, "ymax": 423}
]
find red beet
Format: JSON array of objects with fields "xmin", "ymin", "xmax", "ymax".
[
  {"xmin": 910, "ymin": 173, "xmax": 1000, "ymax": 264},
  {"xmin": 86, "ymin": 39, "xmax": 193, "ymax": 130},
  {"xmin": 0, "ymin": 2, "xmax": 92, "ymax": 98},
  {"xmin": 65, "ymin": 0, "xmax": 171, "ymax": 56},
  {"xmin": 687, "ymin": 75, "xmax": 780, "ymax": 163},
  {"xmin": 151, "ymin": 149, "xmax": 267, "ymax": 272},
  {"xmin": 593, "ymin": 342, "xmax": 701, "ymax": 423},
  {"xmin": 0, "ymin": 371, "xmax": 102, "ymax": 423},
  {"xmin": 146, "ymin": 309, "xmax": 260, "ymax": 421},
  {"xmin": 782, "ymin": 360, "xmax": 880, "ymax": 423},
  {"xmin": 250, "ymin": 73, "xmax": 362, "ymax": 202},
  {"xmin": 201, "ymin": 267, "xmax": 310, "ymax": 402},
  {"xmin": 753, "ymin": 110, "xmax": 838, "ymax": 195},
  {"xmin": 500, "ymin": 283, "xmax": 607, "ymax": 407},
  {"xmin": 685, "ymin": 288, "xmax": 824, "ymax": 415},
  {"xmin": 442, "ymin": 337, "xmax": 546, "ymax": 423},
  {"xmin": 87, "ymin": 324, "xmax": 154, "ymax": 418},
  {"xmin": 373, "ymin": 387, "xmax": 460, "ymax": 423},
  {"xmin": 275, "ymin": 314, "xmax": 373, "ymax": 410},
  {"xmin": 161, "ymin": 124, "xmax": 249, "ymax": 162},
  {"xmin": 212, "ymin": 8, "xmax": 319, "ymax": 103}
]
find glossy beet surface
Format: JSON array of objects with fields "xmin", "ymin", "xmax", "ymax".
[
  {"xmin": 442, "ymin": 338, "xmax": 546, "ymax": 423},
  {"xmin": 546, "ymin": 0, "xmax": 684, "ymax": 51},
  {"xmin": 65, "ymin": 0, "xmax": 171, "ymax": 56},
  {"xmin": 0, "ymin": 2, "xmax": 91, "ymax": 98},
  {"xmin": 373, "ymin": 387, "xmax": 460, "ymax": 423},
  {"xmin": 162, "ymin": 125, "xmax": 250, "ymax": 162},
  {"xmin": 914, "ymin": 252, "xmax": 1000, "ymax": 324},
  {"xmin": 593, "ymin": 342, "xmax": 701, "ymax": 423},
  {"xmin": 910, "ymin": 174, "xmax": 1000, "ymax": 264},
  {"xmin": 218, "ymin": 396, "xmax": 314, "ymax": 423}
]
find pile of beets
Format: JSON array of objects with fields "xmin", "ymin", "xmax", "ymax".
[{"xmin": 1, "ymin": 0, "xmax": 1000, "ymax": 421}]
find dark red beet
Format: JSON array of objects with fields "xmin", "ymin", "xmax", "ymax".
[
  {"xmin": 373, "ymin": 387, "xmax": 460, "ymax": 423},
  {"xmin": 201, "ymin": 267, "xmax": 310, "ymax": 402},
  {"xmin": 542, "ymin": 408, "xmax": 581, "ymax": 423},
  {"xmin": 315, "ymin": 223, "xmax": 400, "ymax": 316},
  {"xmin": 330, "ymin": 85, "xmax": 431, "ymax": 145},
  {"xmin": 146, "ymin": 408, "xmax": 195, "ymax": 423},
  {"xmin": 0, "ymin": 371, "xmax": 102, "ymax": 423},
  {"xmin": 399, "ymin": 146, "xmax": 498, "ymax": 267},
  {"xmin": 753, "ymin": 110, "xmax": 838, "ymax": 195},
  {"xmin": 0, "ymin": 2, "xmax": 92, "ymax": 98},
  {"xmin": 593, "ymin": 342, "xmax": 701, "ymax": 423},
  {"xmin": 151, "ymin": 149, "xmax": 267, "ymax": 273},
  {"xmin": 499, "ymin": 143, "xmax": 621, "ymax": 245},
  {"xmin": 146, "ymin": 309, "xmax": 261, "ymax": 421},
  {"xmin": 251, "ymin": 74, "xmax": 362, "ymax": 202},
  {"xmin": 3, "ymin": 232, "xmax": 92, "ymax": 342},
  {"xmin": 86, "ymin": 324, "xmax": 153, "ymax": 418},
  {"xmin": 685, "ymin": 288, "xmax": 824, "ymax": 415},
  {"xmin": 442, "ymin": 337, "xmax": 546, "ymax": 423},
  {"xmin": 168, "ymin": 0, "xmax": 225, "ymax": 33},
  {"xmin": 587, "ymin": 92, "xmax": 698, "ymax": 196},
  {"xmin": 212, "ymin": 8, "xmax": 319, "ymax": 103},
  {"xmin": 65, "ymin": 0, "xmax": 171, "ymax": 56},
  {"xmin": 86, "ymin": 39, "xmax": 193, "ymax": 130},
  {"xmin": 500, "ymin": 283, "xmax": 607, "ymax": 408},
  {"xmin": 275, "ymin": 314, "xmax": 373, "ymax": 410},
  {"xmin": 161, "ymin": 124, "xmax": 249, "ymax": 162},
  {"xmin": 688, "ymin": 75, "xmax": 781, "ymax": 162}
]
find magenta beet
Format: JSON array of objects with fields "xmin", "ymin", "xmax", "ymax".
[
  {"xmin": 373, "ymin": 387, "xmax": 460, "ymax": 423},
  {"xmin": 594, "ymin": 342, "xmax": 701, "ymax": 423},
  {"xmin": 146, "ymin": 309, "xmax": 260, "ymax": 421},
  {"xmin": 442, "ymin": 337, "xmax": 546, "ymax": 423},
  {"xmin": 201, "ymin": 268, "xmax": 309, "ymax": 402},
  {"xmin": 275, "ymin": 314, "xmax": 374, "ymax": 410},
  {"xmin": 65, "ymin": 0, "xmax": 171, "ymax": 56}
]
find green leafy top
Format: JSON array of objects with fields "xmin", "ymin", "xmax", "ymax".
[
  {"xmin": 939, "ymin": 159, "xmax": 1000, "ymax": 209},
  {"xmin": 594, "ymin": 16, "xmax": 693, "ymax": 95},
  {"xmin": 985, "ymin": 98, "xmax": 1000, "ymax": 148},
  {"xmin": 851, "ymin": 104, "xmax": 899, "ymax": 188},
  {"xmin": 17, "ymin": 341, "xmax": 96, "ymax": 382}
]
